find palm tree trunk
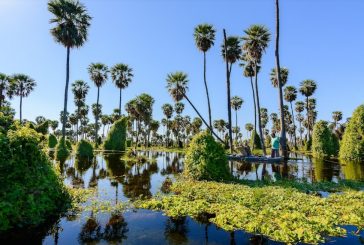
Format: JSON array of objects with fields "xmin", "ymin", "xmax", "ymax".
[
  {"xmin": 95, "ymin": 87, "xmax": 100, "ymax": 146},
  {"xmin": 203, "ymin": 51, "xmax": 212, "ymax": 130},
  {"xmin": 183, "ymin": 94, "xmax": 225, "ymax": 144},
  {"xmin": 223, "ymin": 29, "xmax": 233, "ymax": 154},
  {"xmin": 275, "ymin": 0, "xmax": 288, "ymax": 158},
  {"xmin": 306, "ymin": 96, "xmax": 310, "ymax": 139},
  {"xmin": 62, "ymin": 46, "xmax": 70, "ymax": 139},
  {"xmin": 235, "ymin": 110, "xmax": 238, "ymax": 142},
  {"xmin": 254, "ymin": 63, "xmax": 266, "ymax": 155},
  {"xmin": 250, "ymin": 76, "xmax": 257, "ymax": 150},
  {"xmin": 19, "ymin": 94, "xmax": 23, "ymax": 123},
  {"xmin": 119, "ymin": 88, "xmax": 122, "ymax": 116},
  {"xmin": 290, "ymin": 101, "xmax": 298, "ymax": 150}
]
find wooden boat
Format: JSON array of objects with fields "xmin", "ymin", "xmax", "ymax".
[{"xmin": 227, "ymin": 155, "xmax": 283, "ymax": 163}]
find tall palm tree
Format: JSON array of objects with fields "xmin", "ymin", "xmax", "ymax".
[
  {"xmin": 332, "ymin": 111, "xmax": 343, "ymax": 129},
  {"xmin": 8, "ymin": 74, "xmax": 36, "ymax": 122},
  {"xmin": 88, "ymin": 63, "xmax": 109, "ymax": 145},
  {"xmin": 222, "ymin": 32, "xmax": 242, "ymax": 153},
  {"xmin": 162, "ymin": 103, "xmax": 174, "ymax": 147},
  {"xmin": 72, "ymin": 80, "xmax": 89, "ymax": 141},
  {"xmin": 245, "ymin": 123, "xmax": 254, "ymax": 139},
  {"xmin": 242, "ymin": 25, "xmax": 271, "ymax": 155},
  {"xmin": 48, "ymin": 0, "xmax": 91, "ymax": 139},
  {"xmin": 110, "ymin": 63, "xmax": 133, "ymax": 115},
  {"xmin": 230, "ymin": 96, "xmax": 244, "ymax": 141},
  {"xmin": 0, "ymin": 73, "xmax": 9, "ymax": 108},
  {"xmin": 295, "ymin": 101, "xmax": 305, "ymax": 144},
  {"xmin": 284, "ymin": 86, "xmax": 298, "ymax": 149},
  {"xmin": 194, "ymin": 24, "xmax": 216, "ymax": 129},
  {"xmin": 166, "ymin": 71, "xmax": 224, "ymax": 143},
  {"xmin": 299, "ymin": 79, "xmax": 317, "ymax": 139}
]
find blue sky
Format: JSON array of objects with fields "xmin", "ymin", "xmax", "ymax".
[{"xmin": 1, "ymin": 0, "xmax": 363, "ymax": 133}]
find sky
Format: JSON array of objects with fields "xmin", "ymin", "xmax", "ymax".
[{"xmin": 0, "ymin": 0, "xmax": 363, "ymax": 134}]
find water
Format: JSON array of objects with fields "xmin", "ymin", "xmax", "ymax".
[{"xmin": 1, "ymin": 151, "xmax": 363, "ymax": 244}]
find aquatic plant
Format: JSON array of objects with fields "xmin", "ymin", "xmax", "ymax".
[
  {"xmin": 184, "ymin": 131, "xmax": 230, "ymax": 181},
  {"xmin": 339, "ymin": 104, "xmax": 364, "ymax": 161},
  {"xmin": 103, "ymin": 117, "xmax": 127, "ymax": 152},
  {"xmin": 312, "ymin": 120, "xmax": 339, "ymax": 158},
  {"xmin": 76, "ymin": 139, "xmax": 94, "ymax": 159},
  {"xmin": 56, "ymin": 137, "xmax": 70, "ymax": 161}
]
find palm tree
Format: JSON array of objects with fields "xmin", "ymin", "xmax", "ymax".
[
  {"xmin": 162, "ymin": 103, "xmax": 173, "ymax": 147},
  {"xmin": 166, "ymin": 71, "xmax": 224, "ymax": 143},
  {"xmin": 284, "ymin": 86, "xmax": 298, "ymax": 149},
  {"xmin": 230, "ymin": 96, "xmax": 244, "ymax": 141},
  {"xmin": 48, "ymin": 0, "xmax": 91, "ymax": 139},
  {"xmin": 174, "ymin": 102, "xmax": 185, "ymax": 115},
  {"xmin": 222, "ymin": 32, "xmax": 242, "ymax": 153},
  {"xmin": 72, "ymin": 80, "xmax": 89, "ymax": 141},
  {"xmin": 332, "ymin": 111, "xmax": 343, "ymax": 129},
  {"xmin": 295, "ymin": 101, "xmax": 305, "ymax": 144},
  {"xmin": 0, "ymin": 73, "xmax": 9, "ymax": 108},
  {"xmin": 270, "ymin": 67, "xmax": 288, "ymax": 88},
  {"xmin": 242, "ymin": 24, "xmax": 271, "ymax": 155},
  {"xmin": 8, "ymin": 74, "xmax": 36, "ymax": 122},
  {"xmin": 245, "ymin": 123, "xmax": 254, "ymax": 139},
  {"xmin": 299, "ymin": 79, "xmax": 317, "ymax": 139},
  {"xmin": 110, "ymin": 63, "xmax": 133, "ymax": 115},
  {"xmin": 194, "ymin": 24, "xmax": 215, "ymax": 129},
  {"xmin": 88, "ymin": 63, "xmax": 109, "ymax": 145}
]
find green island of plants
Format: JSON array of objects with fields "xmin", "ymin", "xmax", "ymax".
[
  {"xmin": 312, "ymin": 120, "xmax": 339, "ymax": 158},
  {"xmin": 75, "ymin": 139, "xmax": 94, "ymax": 159},
  {"xmin": 135, "ymin": 179, "xmax": 364, "ymax": 244},
  {"xmin": 103, "ymin": 117, "xmax": 127, "ymax": 152}
]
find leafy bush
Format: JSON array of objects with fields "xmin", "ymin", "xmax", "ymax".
[
  {"xmin": 0, "ymin": 127, "xmax": 71, "ymax": 231},
  {"xmin": 75, "ymin": 139, "xmax": 94, "ymax": 159},
  {"xmin": 48, "ymin": 133, "xmax": 58, "ymax": 148},
  {"xmin": 339, "ymin": 104, "xmax": 364, "ymax": 161},
  {"xmin": 250, "ymin": 130, "xmax": 261, "ymax": 149},
  {"xmin": 312, "ymin": 121, "xmax": 339, "ymax": 158},
  {"xmin": 66, "ymin": 139, "xmax": 72, "ymax": 150},
  {"xmin": 184, "ymin": 131, "xmax": 230, "ymax": 181},
  {"xmin": 56, "ymin": 137, "xmax": 70, "ymax": 162},
  {"xmin": 103, "ymin": 117, "xmax": 127, "ymax": 152}
]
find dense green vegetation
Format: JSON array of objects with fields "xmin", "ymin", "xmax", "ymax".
[
  {"xmin": 312, "ymin": 120, "xmax": 339, "ymax": 158},
  {"xmin": 184, "ymin": 131, "xmax": 230, "ymax": 181},
  {"xmin": 103, "ymin": 117, "xmax": 127, "ymax": 152},
  {"xmin": 48, "ymin": 133, "xmax": 58, "ymax": 148},
  {"xmin": 75, "ymin": 139, "xmax": 94, "ymax": 159},
  {"xmin": 136, "ymin": 180, "xmax": 364, "ymax": 244},
  {"xmin": 339, "ymin": 104, "xmax": 364, "ymax": 161},
  {"xmin": 55, "ymin": 137, "xmax": 70, "ymax": 162},
  {"xmin": 0, "ymin": 126, "xmax": 71, "ymax": 231}
]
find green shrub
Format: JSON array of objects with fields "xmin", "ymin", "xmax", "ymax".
[
  {"xmin": 76, "ymin": 139, "xmax": 94, "ymax": 159},
  {"xmin": 339, "ymin": 104, "xmax": 364, "ymax": 161},
  {"xmin": 103, "ymin": 117, "xmax": 127, "ymax": 152},
  {"xmin": 66, "ymin": 139, "xmax": 72, "ymax": 150},
  {"xmin": 0, "ymin": 127, "xmax": 71, "ymax": 231},
  {"xmin": 184, "ymin": 131, "xmax": 230, "ymax": 181},
  {"xmin": 312, "ymin": 121, "xmax": 339, "ymax": 158},
  {"xmin": 56, "ymin": 138, "xmax": 70, "ymax": 162},
  {"xmin": 250, "ymin": 130, "xmax": 261, "ymax": 149},
  {"xmin": 126, "ymin": 138, "xmax": 132, "ymax": 147},
  {"xmin": 48, "ymin": 133, "xmax": 58, "ymax": 148}
]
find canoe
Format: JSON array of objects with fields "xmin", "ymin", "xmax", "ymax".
[{"xmin": 227, "ymin": 155, "xmax": 283, "ymax": 163}]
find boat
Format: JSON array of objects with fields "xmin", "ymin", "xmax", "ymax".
[{"xmin": 227, "ymin": 155, "xmax": 284, "ymax": 163}]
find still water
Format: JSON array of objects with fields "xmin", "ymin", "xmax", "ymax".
[{"xmin": 2, "ymin": 151, "xmax": 364, "ymax": 244}]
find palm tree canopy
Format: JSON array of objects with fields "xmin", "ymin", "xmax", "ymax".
[
  {"xmin": 166, "ymin": 72, "xmax": 189, "ymax": 102},
  {"xmin": 332, "ymin": 111, "xmax": 343, "ymax": 122},
  {"xmin": 174, "ymin": 102, "xmax": 185, "ymax": 115},
  {"xmin": 245, "ymin": 123, "xmax": 254, "ymax": 131},
  {"xmin": 242, "ymin": 25, "xmax": 271, "ymax": 64},
  {"xmin": 88, "ymin": 63, "xmax": 109, "ymax": 87},
  {"xmin": 91, "ymin": 103, "xmax": 102, "ymax": 118},
  {"xmin": 48, "ymin": 0, "xmax": 91, "ymax": 48},
  {"xmin": 0, "ymin": 73, "xmax": 9, "ymax": 91},
  {"xmin": 284, "ymin": 86, "xmax": 297, "ymax": 103},
  {"xmin": 162, "ymin": 103, "xmax": 174, "ymax": 119},
  {"xmin": 72, "ymin": 80, "xmax": 89, "ymax": 100},
  {"xmin": 299, "ymin": 79, "xmax": 317, "ymax": 97},
  {"xmin": 295, "ymin": 101, "xmax": 305, "ymax": 113},
  {"xmin": 8, "ymin": 74, "xmax": 36, "ymax": 98},
  {"xmin": 111, "ymin": 63, "xmax": 133, "ymax": 89},
  {"xmin": 194, "ymin": 24, "xmax": 216, "ymax": 52},
  {"xmin": 270, "ymin": 67, "xmax": 289, "ymax": 88},
  {"xmin": 221, "ymin": 36, "xmax": 242, "ymax": 64},
  {"xmin": 241, "ymin": 61, "xmax": 260, "ymax": 78},
  {"xmin": 231, "ymin": 96, "xmax": 244, "ymax": 111}
]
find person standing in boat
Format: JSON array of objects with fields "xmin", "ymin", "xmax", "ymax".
[{"xmin": 271, "ymin": 133, "xmax": 280, "ymax": 158}]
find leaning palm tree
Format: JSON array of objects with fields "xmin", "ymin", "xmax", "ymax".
[
  {"xmin": 0, "ymin": 73, "xmax": 9, "ymax": 108},
  {"xmin": 88, "ymin": 63, "xmax": 109, "ymax": 145},
  {"xmin": 222, "ymin": 33, "xmax": 242, "ymax": 153},
  {"xmin": 166, "ymin": 71, "xmax": 223, "ymax": 143},
  {"xmin": 72, "ymin": 80, "xmax": 89, "ymax": 141},
  {"xmin": 231, "ymin": 96, "xmax": 244, "ymax": 141},
  {"xmin": 48, "ymin": 0, "xmax": 91, "ymax": 139},
  {"xmin": 8, "ymin": 74, "xmax": 36, "ymax": 122},
  {"xmin": 194, "ymin": 24, "xmax": 215, "ymax": 129},
  {"xmin": 110, "ymin": 63, "xmax": 133, "ymax": 115},
  {"xmin": 299, "ymin": 79, "xmax": 317, "ymax": 139},
  {"xmin": 284, "ymin": 86, "xmax": 298, "ymax": 149},
  {"xmin": 242, "ymin": 24, "xmax": 271, "ymax": 155}
]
